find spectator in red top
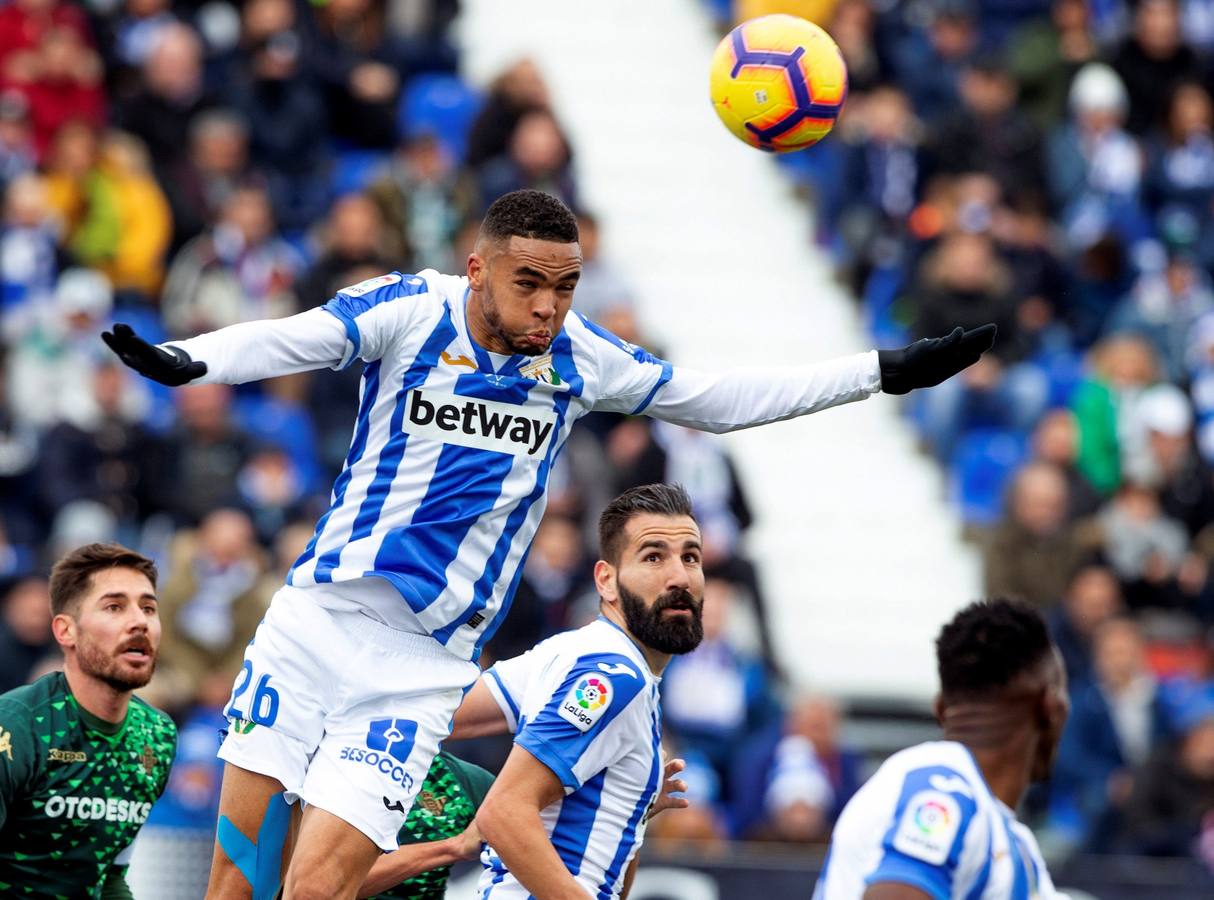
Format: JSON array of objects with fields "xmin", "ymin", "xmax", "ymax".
[{"xmin": 0, "ymin": 3, "xmax": 104, "ymax": 160}]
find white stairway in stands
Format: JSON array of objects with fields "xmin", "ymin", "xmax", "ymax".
[{"xmin": 459, "ymin": 0, "xmax": 981, "ymax": 702}]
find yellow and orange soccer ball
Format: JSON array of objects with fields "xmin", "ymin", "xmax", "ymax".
[{"xmin": 710, "ymin": 14, "xmax": 848, "ymax": 153}]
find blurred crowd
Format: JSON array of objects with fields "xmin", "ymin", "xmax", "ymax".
[
  {"xmin": 0, "ymin": 0, "xmax": 844, "ymax": 856},
  {"xmin": 727, "ymin": 0, "xmax": 1214, "ymax": 871},
  {"xmin": 8, "ymin": 0, "xmax": 1214, "ymax": 878}
]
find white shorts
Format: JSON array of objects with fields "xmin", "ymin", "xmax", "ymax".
[{"xmin": 217, "ymin": 584, "xmax": 480, "ymax": 850}]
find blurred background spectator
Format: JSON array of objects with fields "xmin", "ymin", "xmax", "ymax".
[{"xmin": 9, "ymin": 0, "xmax": 1214, "ymax": 891}]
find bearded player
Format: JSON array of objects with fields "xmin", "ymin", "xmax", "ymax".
[
  {"xmin": 103, "ymin": 189, "xmax": 995, "ymax": 899},
  {"xmin": 815, "ymin": 599, "xmax": 1071, "ymax": 899},
  {"xmin": 0, "ymin": 543, "xmax": 176, "ymax": 898}
]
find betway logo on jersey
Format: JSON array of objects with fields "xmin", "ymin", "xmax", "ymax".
[
  {"xmin": 405, "ymin": 389, "xmax": 556, "ymax": 456},
  {"xmin": 44, "ymin": 794, "xmax": 152, "ymax": 824}
]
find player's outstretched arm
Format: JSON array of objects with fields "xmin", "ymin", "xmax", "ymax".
[
  {"xmin": 357, "ymin": 824, "xmax": 482, "ymax": 898},
  {"xmin": 102, "ymin": 308, "xmax": 350, "ymax": 387},
  {"xmin": 628, "ymin": 324, "xmax": 997, "ymax": 434},
  {"xmin": 476, "ymin": 746, "xmax": 593, "ymax": 900}
]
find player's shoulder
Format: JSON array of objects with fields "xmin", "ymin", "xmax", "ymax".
[
  {"xmin": 875, "ymin": 741, "xmax": 986, "ymax": 801},
  {"xmin": 128, "ymin": 694, "xmax": 178, "ymax": 740},
  {"xmin": 566, "ymin": 312, "xmax": 662, "ymax": 366},
  {"xmin": 0, "ymin": 671, "xmax": 66, "ymax": 722},
  {"xmin": 329, "ymin": 268, "xmax": 459, "ymax": 312},
  {"xmin": 867, "ymin": 741, "xmax": 988, "ymax": 865},
  {"xmin": 435, "ymin": 752, "xmax": 496, "ymax": 801}
]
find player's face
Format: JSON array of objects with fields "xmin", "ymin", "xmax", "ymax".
[
  {"xmin": 468, "ymin": 236, "xmax": 581, "ymax": 356},
  {"xmin": 62, "ymin": 567, "xmax": 161, "ymax": 692},
  {"xmin": 612, "ymin": 514, "xmax": 706, "ymax": 655}
]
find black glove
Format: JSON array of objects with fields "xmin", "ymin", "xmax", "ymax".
[
  {"xmin": 878, "ymin": 324, "xmax": 997, "ymax": 395},
  {"xmin": 101, "ymin": 323, "xmax": 208, "ymax": 386}
]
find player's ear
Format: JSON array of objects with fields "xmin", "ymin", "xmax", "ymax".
[
  {"xmin": 931, "ymin": 693, "xmax": 945, "ymax": 726},
  {"xmin": 51, "ymin": 613, "xmax": 77, "ymax": 649},
  {"xmin": 593, "ymin": 559, "xmax": 616, "ymax": 600},
  {"xmin": 467, "ymin": 252, "xmax": 482, "ymax": 287}
]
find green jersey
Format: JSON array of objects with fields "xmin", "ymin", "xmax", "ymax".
[
  {"xmin": 0, "ymin": 672, "xmax": 176, "ymax": 899},
  {"xmin": 371, "ymin": 752, "xmax": 495, "ymax": 899}
]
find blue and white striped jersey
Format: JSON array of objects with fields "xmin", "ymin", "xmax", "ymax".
[
  {"xmin": 814, "ymin": 741, "xmax": 1067, "ymax": 900},
  {"xmin": 287, "ymin": 268, "xmax": 676, "ymax": 662},
  {"xmin": 479, "ymin": 617, "xmax": 662, "ymax": 900},
  {"xmin": 169, "ymin": 269, "xmax": 881, "ymax": 661}
]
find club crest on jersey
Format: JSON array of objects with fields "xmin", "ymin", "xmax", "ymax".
[
  {"xmin": 558, "ymin": 674, "xmax": 612, "ymax": 732},
  {"xmin": 518, "ymin": 354, "xmax": 564, "ymax": 387},
  {"xmin": 338, "ymin": 273, "xmax": 402, "ymax": 297},
  {"xmin": 0, "ymin": 725, "xmax": 12, "ymax": 760},
  {"xmin": 893, "ymin": 790, "xmax": 961, "ymax": 865}
]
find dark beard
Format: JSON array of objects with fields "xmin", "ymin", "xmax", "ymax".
[
  {"xmin": 618, "ymin": 581, "xmax": 704, "ymax": 655},
  {"xmin": 76, "ymin": 633, "xmax": 156, "ymax": 691},
  {"xmin": 482, "ymin": 292, "xmax": 549, "ymax": 357}
]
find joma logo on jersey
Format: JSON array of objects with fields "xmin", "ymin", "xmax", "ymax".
[
  {"xmin": 43, "ymin": 795, "xmax": 152, "ymax": 824},
  {"xmin": 405, "ymin": 389, "xmax": 556, "ymax": 456}
]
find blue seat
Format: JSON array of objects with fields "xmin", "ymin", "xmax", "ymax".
[
  {"xmin": 330, "ymin": 147, "xmax": 390, "ymax": 198},
  {"xmin": 397, "ymin": 74, "xmax": 483, "ymax": 163},
  {"xmin": 950, "ymin": 428, "xmax": 1029, "ymax": 527}
]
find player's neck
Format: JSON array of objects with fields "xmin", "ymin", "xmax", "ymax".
[
  {"xmin": 942, "ymin": 704, "xmax": 1035, "ymax": 809},
  {"xmin": 63, "ymin": 660, "xmax": 132, "ymax": 724},
  {"xmin": 601, "ymin": 607, "xmax": 671, "ymax": 675}
]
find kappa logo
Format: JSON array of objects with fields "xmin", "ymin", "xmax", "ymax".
[
  {"xmin": 48, "ymin": 748, "xmax": 87, "ymax": 763},
  {"xmin": 405, "ymin": 388, "xmax": 556, "ymax": 456}
]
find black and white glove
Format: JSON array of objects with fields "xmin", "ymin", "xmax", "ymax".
[
  {"xmin": 101, "ymin": 323, "xmax": 208, "ymax": 386},
  {"xmin": 878, "ymin": 324, "xmax": 997, "ymax": 395}
]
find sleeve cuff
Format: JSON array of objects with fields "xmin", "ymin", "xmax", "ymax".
[
  {"xmin": 485, "ymin": 669, "xmax": 520, "ymax": 733},
  {"xmin": 862, "ymin": 349, "xmax": 883, "ymax": 394},
  {"xmin": 517, "ymin": 733, "xmax": 580, "ymax": 792},
  {"xmin": 865, "ymin": 858, "xmax": 949, "ymax": 900}
]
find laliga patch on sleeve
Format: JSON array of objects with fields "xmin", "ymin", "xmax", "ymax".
[
  {"xmin": 892, "ymin": 790, "xmax": 962, "ymax": 865},
  {"xmin": 338, "ymin": 273, "xmax": 402, "ymax": 297},
  {"xmin": 557, "ymin": 673, "xmax": 613, "ymax": 732}
]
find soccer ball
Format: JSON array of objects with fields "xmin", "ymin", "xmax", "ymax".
[{"xmin": 709, "ymin": 14, "xmax": 848, "ymax": 153}]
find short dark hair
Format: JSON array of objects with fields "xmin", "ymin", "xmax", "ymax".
[
  {"xmin": 49, "ymin": 543, "xmax": 158, "ymax": 617},
  {"xmin": 598, "ymin": 483, "xmax": 695, "ymax": 564},
  {"xmin": 480, "ymin": 190, "xmax": 579, "ymax": 244},
  {"xmin": 936, "ymin": 599, "xmax": 1053, "ymax": 700}
]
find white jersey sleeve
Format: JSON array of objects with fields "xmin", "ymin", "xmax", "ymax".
[
  {"xmin": 319, "ymin": 271, "xmax": 430, "ymax": 366},
  {"xmin": 162, "ymin": 271, "xmax": 431, "ymax": 384},
  {"xmin": 514, "ymin": 650, "xmax": 649, "ymax": 791},
  {"xmin": 484, "ymin": 650, "xmax": 536, "ymax": 734},
  {"xmin": 577, "ymin": 313, "xmax": 882, "ymax": 433},
  {"xmin": 863, "ymin": 762, "xmax": 987, "ymax": 898},
  {"xmin": 164, "ymin": 307, "xmax": 349, "ymax": 385}
]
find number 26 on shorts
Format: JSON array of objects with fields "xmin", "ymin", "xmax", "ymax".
[{"xmin": 225, "ymin": 661, "xmax": 281, "ymax": 727}]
